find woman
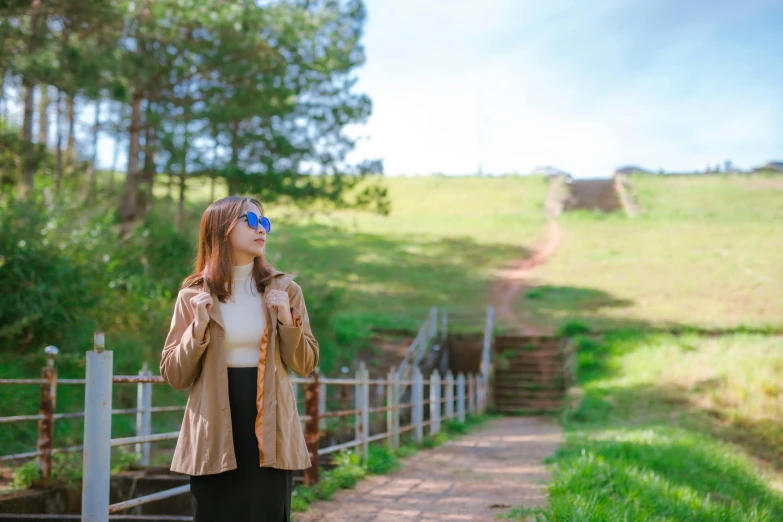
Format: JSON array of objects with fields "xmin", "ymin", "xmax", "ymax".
[{"xmin": 161, "ymin": 195, "xmax": 319, "ymax": 522}]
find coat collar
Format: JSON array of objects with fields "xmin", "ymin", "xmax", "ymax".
[{"xmin": 205, "ymin": 268, "xmax": 294, "ymax": 332}]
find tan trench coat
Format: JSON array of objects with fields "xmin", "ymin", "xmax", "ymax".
[{"xmin": 160, "ymin": 269, "xmax": 319, "ymax": 475}]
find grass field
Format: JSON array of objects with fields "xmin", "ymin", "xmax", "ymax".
[
  {"xmin": 508, "ymin": 331, "xmax": 783, "ymax": 521},
  {"xmin": 519, "ymin": 174, "xmax": 783, "ymax": 332}
]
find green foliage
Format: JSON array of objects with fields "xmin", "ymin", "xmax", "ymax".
[
  {"xmin": 11, "ymin": 461, "xmax": 42, "ymax": 490},
  {"xmin": 528, "ymin": 332, "xmax": 783, "ymax": 521},
  {"xmin": 556, "ymin": 320, "xmax": 591, "ymax": 338},
  {"xmin": 365, "ymin": 445, "xmax": 400, "ymax": 475}
]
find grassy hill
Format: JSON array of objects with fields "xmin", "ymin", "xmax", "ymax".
[{"xmin": 517, "ymin": 174, "xmax": 783, "ymax": 332}]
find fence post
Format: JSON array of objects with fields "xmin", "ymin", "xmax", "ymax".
[
  {"xmin": 318, "ymin": 381, "xmax": 327, "ymax": 431},
  {"xmin": 482, "ymin": 305, "xmax": 494, "ymax": 382},
  {"xmin": 135, "ymin": 362, "xmax": 152, "ymax": 466},
  {"xmin": 477, "ymin": 375, "xmax": 484, "ymax": 414},
  {"xmin": 445, "ymin": 371, "xmax": 454, "ymax": 421},
  {"xmin": 304, "ymin": 371, "xmax": 320, "ymax": 485},
  {"xmin": 468, "ymin": 374, "xmax": 476, "ymax": 415},
  {"xmin": 82, "ymin": 332, "xmax": 113, "ymax": 522},
  {"xmin": 429, "ymin": 369, "xmax": 441, "ymax": 435},
  {"xmin": 457, "ymin": 373, "xmax": 466, "ymax": 423},
  {"xmin": 37, "ymin": 345, "xmax": 58, "ymax": 486},
  {"xmin": 413, "ymin": 367, "xmax": 424, "ymax": 443},
  {"xmin": 430, "ymin": 307, "xmax": 438, "ymax": 340},
  {"xmin": 386, "ymin": 367, "xmax": 397, "ymax": 449},
  {"xmin": 361, "ymin": 363, "xmax": 370, "ymax": 461},
  {"xmin": 354, "ymin": 366, "xmax": 362, "ymax": 446}
]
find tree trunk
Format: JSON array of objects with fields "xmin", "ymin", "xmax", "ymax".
[
  {"xmin": 20, "ymin": 0, "xmax": 42, "ymax": 194},
  {"xmin": 177, "ymin": 100, "xmax": 191, "ymax": 232},
  {"xmin": 86, "ymin": 98, "xmax": 101, "ymax": 204},
  {"xmin": 38, "ymin": 85, "xmax": 48, "ymax": 146},
  {"xmin": 21, "ymin": 85, "xmax": 36, "ymax": 192},
  {"xmin": 66, "ymin": 95, "xmax": 75, "ymax": 165},
  {"xmin": 177, "ymin": 168, "xmax": 186, "ymax": 233},
  {"xmin": 119, "ymin": 94, "xmax": 143, "ymax": 238},
  {"xmin": 228, "ymin": 120, "xmax": 242, "ymax": 195},
  {"xmin": 54, "ymin": 90, "xmax": 63, "ymax": 195},
  {"xmin": 137, "ymin": 117, "xmax": 157, "ymax": 219}
]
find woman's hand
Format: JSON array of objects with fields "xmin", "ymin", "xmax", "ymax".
[
  {"xmin": 191, "ymin": 291, "xmax": 213, "ymax": 342},
  {"xmin": 266, "ymin": 289, "xmax": 293, "ymax": 326}
]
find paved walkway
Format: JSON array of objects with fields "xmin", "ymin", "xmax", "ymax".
[{"xmin": 294, "ymin": 417, "xmax": 562, "ymax": 522}]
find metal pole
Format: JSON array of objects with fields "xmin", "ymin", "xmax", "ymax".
[
  {"xmin": 445, "ymin": 371, "xmax": 454, "ymax": 421},
  {"xmin": 354, "ymin": 366, "xmax": 362, "ymax": 445},
  {"xmin": 413, "ymin": 368, "xmax": 423, "ymax": 443},
  {"xmin": 135, "ymin": 362, "xmax": 152, "ymax": 466},
  {"xmin": 304, "ymin": 370, "xmax": 320, "ymax": 485},
  {"xmin": 361, "ymin": 364, "xmax": 370, "ymax": 461},
  {"xmin": 482, "ymin": 305, "xmax": 494, "ymax": 382},
  {"xmin": 457, "ymin": 373, "xmax": 466, "ymax": 424},
  {"xmin": 37, "ymin": 346, "xmax": 58, "ymax": 486},
  {"xmin": 82, "ymin": 333, "xmax": 113, "ymax": 522},
  {"xmin": 318, "ymin": 382, "xmax": 327, "ymax": 431},
  {"xmin": 386, "ymin": 367, "xmax": 397, "ymax": 450},
  {"xmin": 430, "ymin": 369, "xmax": 440, "ymax": 435},
  {"xmin": 468, "ymin": 374, "xmax": 476, "ymax": 415}
]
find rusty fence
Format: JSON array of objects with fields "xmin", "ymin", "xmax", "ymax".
[{"xmin": 0, "ymin": 334, "xmax": 487, "ymax": 522}]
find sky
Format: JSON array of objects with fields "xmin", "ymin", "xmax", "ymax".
[
  {"xmin": 345, "ymin": 0, "xmax": 783, "ymax": 177},
  {"xmin": 5, "ymin": 0, "xmax": 782, "ymax": 178}
]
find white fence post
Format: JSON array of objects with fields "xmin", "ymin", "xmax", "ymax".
[
  {"xmin": 430, "ymin": 369, "xmax": 441, "ymax": 435},
  {"xmin": 82, "ymin": 333, "xmax": 112, "ymax": 522},
  {"xmin": 430, "ymin": 307, "xmax": 438, "ymax": 340},
  {"xmin": 445, "ymin": 370, "xmax": 454, "ymax": 422},
  {"xmin": 476, "ymin": 375, "xmax": 484, "ymax": 414},
  {"xmin": 413, "ymin": 367, "xmax": 424, "ymax": 443},
  {"xmin": 354, "ymin": 366, "xmax": 362, "ymax": 445},
  {"xmin": 319, "ymin": 382, "xmax": 327, "ymax": 431},
  {"xmin": 361, "ymin": 363, "xmax": 370, "ymax": 461},
  {"xmin": 135, "ymin": 362, "xmax": 152, "ymax": 466},
  {"xmin": 387, "ymin": 368, "xmax": 398, "ymax": 449},
  {"xmin": 482, "ymin": 305, "xmax": 495, "ymax": 382},
  {"xmin": 468, "ymin": 374, "xmax": 476, "ymax": 415},
  {"xmin": 457, "ymin": 373, "xmax": 466, "ymax": 423}
]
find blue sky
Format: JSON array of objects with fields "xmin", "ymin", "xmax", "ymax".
[
  {"xmin": 6, "ymin": 0, "xmax": 781, "ymax": 178},
  {"xmin": 346, "ymin": 0, "xmax": 783, "ymax": 177}
]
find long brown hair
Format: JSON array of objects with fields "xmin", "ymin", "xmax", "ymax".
[{"xmin": 181, "ymin": 195, "xmax": 277, "ymax": 302}]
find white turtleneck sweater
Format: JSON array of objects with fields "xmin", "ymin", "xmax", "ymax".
[{"xmin": 218, "ymin": 261, "xmax": 266, "ymax": 368}]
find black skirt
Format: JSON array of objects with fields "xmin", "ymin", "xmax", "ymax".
[{"xmin": 190, "ymin": 367, "xmax": 293, "ymax": 522}]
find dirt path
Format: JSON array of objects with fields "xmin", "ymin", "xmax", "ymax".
[
  {"xmin": 294, "ymin": 417, "xmax": 562, "ymax": 522},
  {"xmin": 490, "ymin": 219, "xmax": 562, "ymax": 334}
]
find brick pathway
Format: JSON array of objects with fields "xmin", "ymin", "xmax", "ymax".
[{"xmin": 294, "ymin": 417, "xmax": 562, "ymax": 522}]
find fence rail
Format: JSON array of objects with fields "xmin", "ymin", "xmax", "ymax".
[{"xmin": 0, "ymin": 323, "xmax": 489, "ymax": 522}]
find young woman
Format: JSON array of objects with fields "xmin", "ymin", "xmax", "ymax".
[{"xmin": 161, "ymin": 195, "xmax": 319, "ymax": 522}]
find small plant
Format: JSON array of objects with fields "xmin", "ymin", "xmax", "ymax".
[
  {"xmin": 11, "ymin": 461, "xmax": 42, "ymax": 490},
  {"xmin": 111, "ymin": 448, "xmax": 141, "ymax": 474},
  {"xmin": 395, "ymin": 444, "xmax": 418, "ymax": 458},
  {"xmin": 366, "ymin": 445, "xmax": 400, "ymax": 475}
]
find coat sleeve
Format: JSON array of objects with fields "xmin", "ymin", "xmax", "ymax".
[
  {"xmin": 277, "ymin": 282, "xmax": 320, "ymax": 376},
  {"xmin": 160, "ymin": 289, "xmax": 210, "ymax": 390}
]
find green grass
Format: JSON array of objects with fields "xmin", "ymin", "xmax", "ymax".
[
  {"xmin": 501, "ymin": 332, "xmax": 783, "ymax": 521},
  {"xmin": 522, "ymin": 174, "xmax": 783, "ymax": 332}
]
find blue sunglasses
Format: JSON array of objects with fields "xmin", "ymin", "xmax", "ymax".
[{"xmin": 243, "ymin": 211, "xmax": 271, "ymax": 233}]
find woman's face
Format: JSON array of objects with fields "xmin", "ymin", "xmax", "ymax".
[{"xmin": 229, "ymin": 202, "xmax": 266, "ymax": 265}]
